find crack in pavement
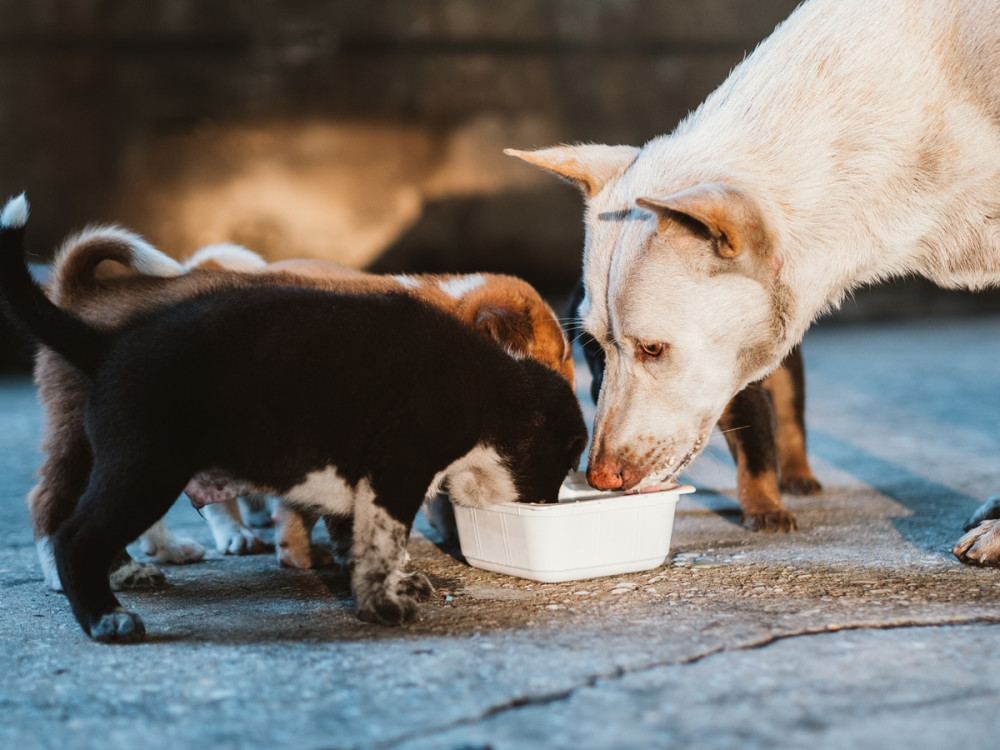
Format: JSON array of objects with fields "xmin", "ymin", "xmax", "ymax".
[{"xmin": 365, "ymin": 614, "xmax": 1000, "ymax": 750}]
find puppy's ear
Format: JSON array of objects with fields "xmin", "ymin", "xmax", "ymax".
[
  {"xmin": 636, "ymin": 182, "xmax": 771, "ymax": 259},
  {"xmin": 473, "ymin": 302, "xmax": 535, "ymax": 358},
  {"xmin": 504, "ymin": 144, "xmax": 639, "ymax": 197}
]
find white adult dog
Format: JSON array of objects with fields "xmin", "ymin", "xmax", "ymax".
[{"xmin": 508, "ymin": 0, "xmax": 1000, "ymax": 564}]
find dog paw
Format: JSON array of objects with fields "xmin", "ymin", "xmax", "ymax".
[
  {"xmin": 89, "ymin": 608, "xmax": 146, "ymax": 644},
  {"xmin": 953, "ymin": 520, "xmax": 1000, "ymax": 566},
  {"xmin": 142, "ymin": 536, "xmax": 206, "ymax": 565},
  {"xmin": 278, "ymin": 543, "xmax": 334, "ymax": 569},
  {"xmin": 215, "ymin": 527, "xmax": 272, "ymax": 556},
  {"xmin": 742, "ymin": 509, "xmax": 798, "ymax": 533},
  {"xmin": 964, "ymin": 496, "xmax": 1000, "ymax": 532},
  {"xmin": 780, "ymin": 474, "xmax": 822, "ymax": 495},
  {"xmin": 109, "ymin": 559, "xmax": 167, "ymax": 591},
  {"xmin": 357, "ymin": 590, "xmax": 419, "ymax": 626},
  {"xmin": 398, "ymin": 571, "xmax": 433, "ymax": 602}
]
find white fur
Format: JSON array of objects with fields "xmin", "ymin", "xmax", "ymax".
[
  {"xmin": 198, "ymin": 503, "xmax": 267, "ymax": 555},
  {"xmin": 437, "ymin": 274, "xmax": 485, "ymax": 299},
  {"xmin": 284, "ymin": 466, "xmax": 356, "ymax": 516},
  {"xmin": 1, "ymin": 193, "xmax": 28, "ymax": 229},
  {"xmin": 392, "ymin": 274, "xmax": 422, "ymax": 289},
  {"xmin": 139, "ymin": 519, "xmax": 206, "ymax": 563},
  {"xmin": 435, "ymin": 443, "xmax": 519, "ymax": 508},
  {"xmin": 35, "ymin": 537, "xmax": 61, "ymax": 591},
  {"xmin": 184, "ymin": 243, "xmax": 267, "ymax": 271},
  {"xmin": 514, "ymin": 0, "xmax": 1000, "ymax": 495}
]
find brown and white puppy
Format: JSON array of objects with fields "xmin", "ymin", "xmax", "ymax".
[
  {"xmin": 29, "ymin": 229, "xmax": 576, "ymax": 587},
  {"xmin": 507, "ymin": 0, "xmax": 1000, "ymax": 562}
]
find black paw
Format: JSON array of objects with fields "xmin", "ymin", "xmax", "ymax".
[
  {"xmin": 398, "ymin": 571, "xmax": 433, "ymax": 602},
  {"xmin": 357, "ymin": 591, "xmax": 419, "ymax": 626},
  {"xmin": 88, "ymin": 608, "xmax": 146, "ymax": 643}
]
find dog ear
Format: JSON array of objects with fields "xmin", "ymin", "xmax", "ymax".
[
  {"xmin": 636, "ymin": 182, "xmax": 771, "ymax": 259},
  {"xmin": 504, "ymin": 144, "xmax": 639, "ymax": 197},
  {"xmin": 473, "ymin": 302, "xmax": 535, "ymax": 358}
]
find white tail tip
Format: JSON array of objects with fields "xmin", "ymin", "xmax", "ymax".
[{"xmin": 1, "ymin": 193, "xmax": 29, "ymax": 229}]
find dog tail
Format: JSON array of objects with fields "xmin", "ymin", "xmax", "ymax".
[
  {"xmin": 183, "ymin": 243, "xmax": 267, "ymax": 272},
  {"xmin": 0, "ymin": 194, "xmax": 108, "ymax": 377},
  {"xmin": 48, "ymin": 224, "xmax": 183, "ymax": 307}
]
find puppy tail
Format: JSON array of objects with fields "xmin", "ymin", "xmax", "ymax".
[
  {"xmin": 48, "ymin": 225, "xmax": 183, "ymax": 307},
  {"xmin": 0, "ymin": 194, "xmax": 108, "ymax": 377}
]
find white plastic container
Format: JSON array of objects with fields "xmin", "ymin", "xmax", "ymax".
[{"xmin": 453, "ymin": 472, "xmax": 694, "ymax": 583}]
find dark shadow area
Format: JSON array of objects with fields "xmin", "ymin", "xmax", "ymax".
[
  {"xmin": 808, "ymin": 430, "xmax": 983, "ymax": 553},
  {"xmin": 367, "ymin": 188, "xmax": 586, "ymax": 297}
]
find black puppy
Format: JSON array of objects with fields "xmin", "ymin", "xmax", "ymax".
[{"xmin": 0, "ymin": 196, "xmax": 587, "ymax": 643}]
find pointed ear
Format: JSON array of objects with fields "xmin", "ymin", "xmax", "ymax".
[
  {"xmin": 473, "ymin": 302, "xmax": 535, "ymax": 358},
  {"xmin": 636, "ymin": 183, "xmax": 771, "ymax": 259},
  {"xmin": 504, "ymin": 144, "xmax": 639, "ymax": 197}
]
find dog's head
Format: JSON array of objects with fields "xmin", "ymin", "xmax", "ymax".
[{"xmin": 508, "ymin": 144, "xmax": 794, "ymax": 491}]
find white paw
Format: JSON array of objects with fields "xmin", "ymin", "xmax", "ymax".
[
  {"xmin": 215, "ymin": 525, "xmax": 271, "ymax": 556},
  {"xmin": 109, "ymin": 558, "xmax": 167, "ymax": 590},
  {"xmin": 141, "ymin": 535, "xmax": 206, "ymax": 565}
]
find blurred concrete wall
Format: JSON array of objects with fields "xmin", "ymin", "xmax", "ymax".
[
  {"xmin": 1, "ymin": 1, "xmax": 998, "ymax": 368},
  {"xmin": 0, "ymin": 1, "xmax": 800, "ymax": 282}
]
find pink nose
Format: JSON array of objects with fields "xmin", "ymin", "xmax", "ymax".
[{"xmin": 587, "ymin": 461, "xmax": 624, "ymax": 491}]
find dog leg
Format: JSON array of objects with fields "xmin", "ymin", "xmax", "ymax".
[
  {"xmin": 239, "ymin": 492, "xmax": 275, "ymax": 528},
  {"xmin": 720, "ymin": 387, "xmax": 797, "ymax": 532},
  {"xmin": 323, "ymin": 514, "xmax": 353, "ymax": 569},
  {"xmin": 140, "ymin": 519, "xmax": 206, "ymax": 565},
  {"xmin": 351, "ymin": 486, "xmax": 419, "ymax": 625},
  {"xmin": 762, "ymin": 346, "xmax": 822, "ymax": 495},
  {"xmin": 953, "ymin": 519, "xmax": 1000, "ymax": 566},
  {"xmin": 963, "ymin": 496, "xmax": 1000, "ymax": 531},
  {"xmin": 273, "ymin": 503, "xmax": 331, "ymax": 569},
  {"xmin": 201, "ymin": 500, "xmax": 271, "ymax": 555},
  {"xmin": 55, "ymin": 459, "xmax": 189, "ymax": 642},
  {"xmin": 30, "ymin": 360, "xmax": 166, "ymax": 590}
]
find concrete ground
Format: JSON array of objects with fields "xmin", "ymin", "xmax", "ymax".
[{"xmin": 1, "ymin": 314, "xmax": 999, "ymax": 749}]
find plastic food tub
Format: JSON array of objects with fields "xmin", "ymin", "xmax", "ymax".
[{"xmin": 453, "ymin": 472, "xmax": 695, "ymax": 583}]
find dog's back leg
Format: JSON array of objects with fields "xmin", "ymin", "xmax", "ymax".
[
  {"xmin": 54, "ymin": 458, "xmax": 189, "ymax": 642},
  {"xmin": 720, "ymin": 386, "xmax": 797, "ymax": 532}
]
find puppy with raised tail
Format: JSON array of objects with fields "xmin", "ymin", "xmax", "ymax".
[
  {"xmin": 0, "ymin": 195, "xmax": 587, "ymax": 641},
  {"xmin": 507, "ymin": 0, "xmax": 1000, "ymax": 563}
]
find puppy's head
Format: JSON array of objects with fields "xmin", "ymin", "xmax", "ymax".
[
  {"xmin": 456, "ymin": 274, "xmax": 575, "ymax": 386},
  {"xmin": 444, "ymin": 359, "xmax": 587, "ymax": 507}
]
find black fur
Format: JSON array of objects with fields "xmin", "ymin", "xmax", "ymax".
[{"xmin": 0, "ymin": 201, "xmax": 587, "ymax": 641}]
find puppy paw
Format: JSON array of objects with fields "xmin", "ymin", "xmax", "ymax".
[
  {"xmin": 278, "ymin": 543, "xmax": 334, "ymax": 570},
  {"xmin": 964, "ymin": 496, "xmax": 1000, "ymax": 532},
  {"xmin": 142, "ymin": 536, "xmax": 206, "ymax": 565},
  {"xmin": 89, "ymin": 608, "xmax": 146, "ymax": 644},
  {"xmin": 780, "ymin": 474, "xmax": 822, "ymax": 496},
  {"xmin": 953, "ymin": 520, "xmax": 1000, "ymax": 566},
  {"xmin": 398, "ymin": 571, "xmax": 433, "ymax": 602},
  {"xmin": 109, "ymin": 559, "xmax": 167, "ymax": 591},
  {"xmin": 357, "ymin": 590, "xmax": 419, "ymax": 626},
  {"xmin": 215, "ymin": 527, "xmax": 272, "ymax": 556},
  {"xmin": 742, "ymin": 509, "xmax": 798, "ymax": 533}
]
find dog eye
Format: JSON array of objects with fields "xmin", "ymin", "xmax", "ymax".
[{"xmin": 638, "ymin": 342, "xmax": 665, "ymax": 358}]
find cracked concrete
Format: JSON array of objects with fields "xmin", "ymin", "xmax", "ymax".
[{"xmin": 2, "ymin": 314, "xmax": 1000, "ymax": 749}]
